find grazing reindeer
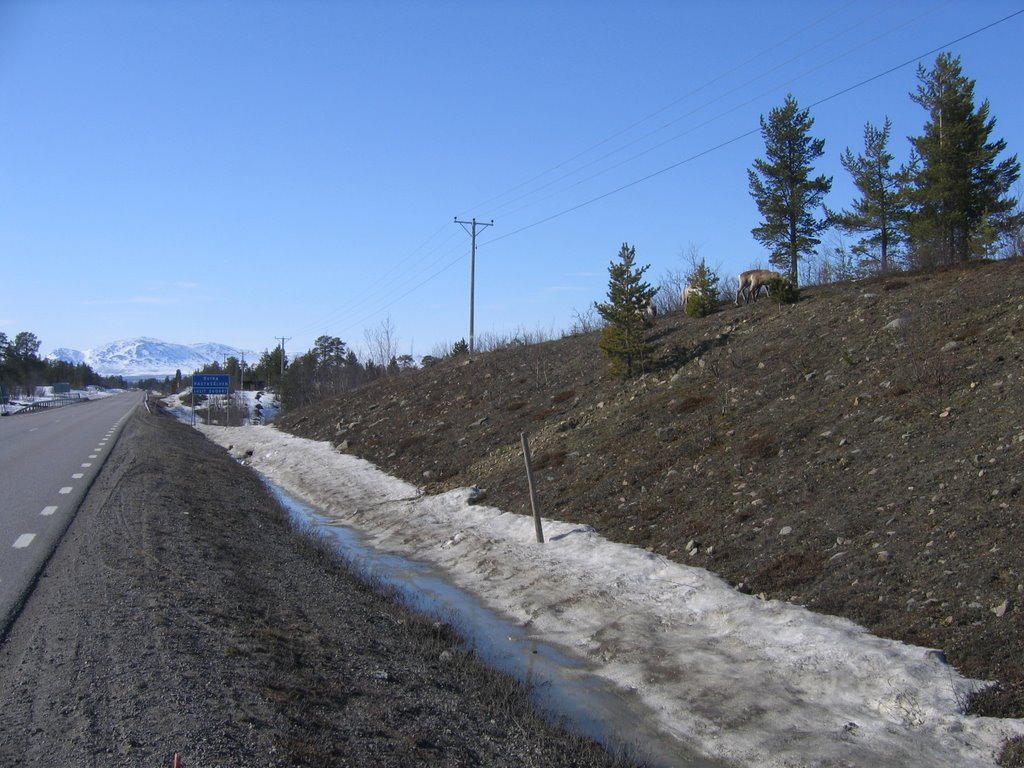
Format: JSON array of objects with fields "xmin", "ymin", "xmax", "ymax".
[
  {"xmin": 642, "ymin": 300, "xmax": 658, "ymax": 320},
  {"xmin": 735, "ymin": 269, "xmax": 781, "ymax": 305},
  {"xmin": 681, "ymin": 285, "xmax": 701, "ymax": 306}
]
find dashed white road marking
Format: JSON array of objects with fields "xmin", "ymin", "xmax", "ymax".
[
  {"xmin": 13, "ymin": 534, "xmax": 36, "ymax": 549},
  {"xmin": 59, "ymin": 486, "xmax": 73, "ymax": 494},
  {"xmin": 72, "ymin": 473, "xmax": 84, "ymax": 479},
  {"xmin": 41, "ymin": 506, "xmax": 58, "ymax": 516},
  {"xmin": 89, "ymin": 454, "xmax": 98, "ymax": 459},
  {"xmin": 81, "ymin": 462, "xmax": 92, "ymax": 468}
]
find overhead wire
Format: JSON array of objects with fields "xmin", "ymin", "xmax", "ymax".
[
  {"xmin": 288, "ymin": 218, "xmax": 462, "ymax": 339},
  {"xmin": 476, "ymin": 0, "xmax": 896, "ymax": 223},
  {"xmin": 458, "ymin": 0, "xmax": 864, "ymax": 219},
  {"xmin": 483, "ymin": 7, "xmax": 1024, "ymax": 246},
  {"xmin": 485, "ymin": 0, "xmax": 946, "ymax": 226},
  {"xmin": 311, "ymin": 1, "xmax": 885, "ymax": 347},
  {"xmin": 290, "ymin": 6, "xmax": 1023, "ymax": 351}
]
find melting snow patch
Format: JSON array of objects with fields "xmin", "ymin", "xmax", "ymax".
[{"xmin": 201, "ymin": 424, "xmax": 1024, "ymax": 768}]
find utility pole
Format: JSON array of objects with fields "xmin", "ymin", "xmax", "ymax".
[
  {"xmin": 275, "ymin": 337, "xmax": 290, "ymax": 379},
  {"xmin": 455, "ymin": 217, "xmax": 494, "ymax": 357}
]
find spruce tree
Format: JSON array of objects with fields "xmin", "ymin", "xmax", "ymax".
[
  {"xmin": 748, "ymin": 94, "xmax": 832, "ymax": 286},
  {"xmin": 595, "ymin": 243, "xmax": 657, "ymax": 378},
  {"xmin": 907, "ymin": 53, "xmax": 1020, "ymax": 266},
  {"xmin": 829, "ymin": 118, "xmax": 911, "ymax": 275},
  {"xmin": 684, "ymin": 259, "xmax": 719, "ymax": 318}
]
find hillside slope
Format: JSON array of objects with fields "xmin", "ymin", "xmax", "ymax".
[{"xmin": 279, "ymin": 258, "xmax": 1024, "ymax": 722}]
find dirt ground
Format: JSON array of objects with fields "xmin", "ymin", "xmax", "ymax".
[
  {"xmin": 0, "ymin": 405, "xmax": 634, "ymax": 768},
  {"xmin": 277, "ymin": 258, "xmax": 1024, "ymax": 748}
]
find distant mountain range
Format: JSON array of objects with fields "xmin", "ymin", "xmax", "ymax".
[{"xmin": 49, "ymin": 337, "xmax": 256, "ymax": 379}]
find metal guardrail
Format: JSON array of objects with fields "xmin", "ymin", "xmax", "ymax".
[{"xmin": 12, "ymin": 393, "xmax": 85, "ymax": 414}]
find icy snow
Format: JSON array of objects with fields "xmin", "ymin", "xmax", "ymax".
[{"xmin": 199, "ymin": 423, "xmax": 1024, "ymax": 767}]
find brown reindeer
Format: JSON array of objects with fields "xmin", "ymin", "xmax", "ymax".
[{"xmin": 735, "ymin": 269, "xmax": 781, "ymax": 305}]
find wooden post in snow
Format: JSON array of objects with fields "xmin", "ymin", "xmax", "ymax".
[{"xmin": 520, "ymin": 431, "xmax": 545, "ymax": 543}]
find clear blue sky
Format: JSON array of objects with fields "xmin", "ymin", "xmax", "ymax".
[{"xmin": 2, "ymin": 1, "xmax": 1021, "ymax": 362}]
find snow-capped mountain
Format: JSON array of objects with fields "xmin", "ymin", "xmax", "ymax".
[{"xmin": 49, "ymin": 337, "xmax": 256, "ymax": 379}]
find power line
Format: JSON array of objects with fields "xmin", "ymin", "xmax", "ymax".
[
  {"xmin": 459, "ymin": 0, "xmax": 867, "ymax": 220},
  {"xmin": 483, "ymin": 2, "xmax": 945, "ymax": 226},
  {"xmin": 283, "ymin": 7, "xmax": 1023, "ymax": 353},
  {"xmin": 485, "ymin": 7, "xmax": 1024, "ymax": 246}
]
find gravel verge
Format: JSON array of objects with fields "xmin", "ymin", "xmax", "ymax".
[{"xmin": 0, "ymin": 404, "xmax": 635, "ymax": 768}]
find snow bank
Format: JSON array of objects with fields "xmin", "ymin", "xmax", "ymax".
[{"xmin": 200, "ymin": 424, "xmax": 1024, "ymax": 767}]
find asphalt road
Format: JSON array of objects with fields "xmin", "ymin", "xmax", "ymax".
[{"xmin": 0, "ymin": 391, "xmax": 141, "ymax": 635}]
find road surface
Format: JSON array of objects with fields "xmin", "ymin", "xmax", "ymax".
[{"xmin": 0, "ymin": 391, "xmax": 141, "ymax": 634}]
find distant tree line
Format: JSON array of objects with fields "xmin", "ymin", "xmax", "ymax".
[
  {"xmin": 278, "ymin": 333, "xmax": 420, "ymax": 411},
  {"xmin": 181, "ymin": 328, "xmax": 420, "ymax": 412},
  {"xmin": 0, "ymin": 331, "xmax": 127, "ymax": 397}
]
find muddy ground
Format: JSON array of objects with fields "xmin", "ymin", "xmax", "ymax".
[
  {"xmin": 0, "ymin": 405, "xmax": 634, "ymax": 767},
  {"xmin": 277, "ymin": 258, "xmax": 1024, "ymax": 762}
]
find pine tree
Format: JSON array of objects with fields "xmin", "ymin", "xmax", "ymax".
[
  {"xmin": 829, "ymin": 118, "xmax": 911, "ymax": 275},
  {"xmin": 907, "ymin": 53, "xmax": 1021, "ymax": 266},
  {"xmin": 748, "ymin": 94, "xmax": 832, "ymax": 286},
  {"xmin": 684, "ymin": 259, "xmax": 719, "ymax": 318},
  {"xmin": 595, "ymin": 243, "xmax": 658, "ymax": 377}
]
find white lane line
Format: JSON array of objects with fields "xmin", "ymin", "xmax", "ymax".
[
  {"xmin": 88, "ymin": 454, "xmax": 98, "ymax": 459},
  {"xmin": 81, "ymin": 462, "xmax": 92, "ymax": 467},
  {"xmin": 59, "ymin": 486, "xmax": 72, "ymax": 494},
  {"xmin": 72, "ymin": 473, "xmax": 84, "ymax": 479},
  {"xmin": 41, "ymin": 506, "xmax": 58, "ymax": 516},
  {"xmin": 13, "ymin": 534, "xmax": 36, "ymax": 549}
]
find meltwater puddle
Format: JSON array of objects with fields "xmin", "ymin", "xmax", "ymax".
[{"xmin": 267, "ymin": 483, "xmax": 722, "ymax": 768}]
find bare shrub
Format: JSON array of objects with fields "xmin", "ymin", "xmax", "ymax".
[{"xmin": 567, "ymin": 305, "xmax": 603, "ymax": 336}]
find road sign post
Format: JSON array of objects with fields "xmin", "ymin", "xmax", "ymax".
[{"xmin": 191, "ymin": 374, "xmax": 230, "ymax": 426}]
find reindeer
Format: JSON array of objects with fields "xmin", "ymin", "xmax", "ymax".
[
  {"xmin": 642, "ymin": 300, "xmax": 658, "ymax": 320},
  {"xmin": 681, "ymin": 285, "xmax": 701, "ymax": 306},
  {"xmin": 735, "ymin": 269, "xmax": 781, "ymax": 305}
]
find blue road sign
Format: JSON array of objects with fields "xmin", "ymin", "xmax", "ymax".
[{"xmin": 192, "ymin": 374, "xmax": 230, "ymax": 395}]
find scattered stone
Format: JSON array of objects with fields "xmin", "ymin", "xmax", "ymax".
[
  {"xmin": 941, "ymin": 341, "xmax": 960, "ymax": 353},
  {"xmin": 884, "ymin": 317, "xmax": 909, "ymax": 331},
  {"xmin": 779, "ymin": 526, "xmax": 793, "ymax": 536},
  {"xmin": 992, "ymin": 599, "xmax": 1010, "ymax": 618}
]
